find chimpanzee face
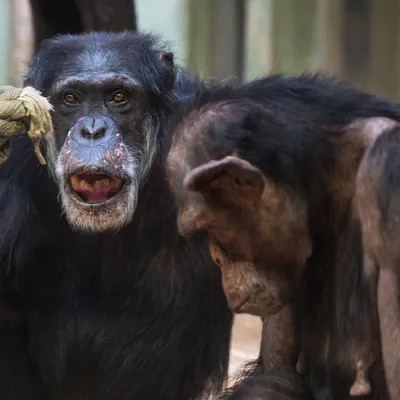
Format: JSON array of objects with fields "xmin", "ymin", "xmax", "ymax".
[
  {"xmin": 168, "ymin": 103, "xmax": 312, "ymax": 316},
  {"xmin": 25, "ymin": 32, "xmax": 175, "ymax": 232},
  {"xmin": 49, "ymin": 72, "xmax": 152, "ymax": 233}
]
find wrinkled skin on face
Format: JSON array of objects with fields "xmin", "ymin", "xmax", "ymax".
[
  {"xmin": 179, "ymin": 156, "xmax": 310, "ymax": 316},
  {"xmin": 53, "ymin": 109, "xmax": 139, "ymax": 232},
  {"xmin": 25, "ymin": 33, "xmax": 176, "ymax": 233},
  {"xmin": 167, "ymin": 104, "xmax": 312, "ymax": 316},
  {"xmin": 208, "ymin": 235, "xmax": 286, "ymax": 315},
  {"xmin": 167, "ymin": 107, "xmax": 311, "ymax": 391}
]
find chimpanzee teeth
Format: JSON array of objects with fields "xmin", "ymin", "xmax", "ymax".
[
  {"xmin": 70, "ymin": 175, "xmax": 79, "ymax": 187},
  {"xmin": 81, "ymin": 181, "xmax": 90, "ymax": 191},
  {"xmin": 94, "ymin": 180, "xmax": 107, "ymax": 189},
  {"xmin": 70, "ymin": 175, "xmax": 122, "ymax": 192}
]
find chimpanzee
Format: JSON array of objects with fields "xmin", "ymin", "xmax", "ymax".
[
  {"xmin": 167, "ymin": 74, "xmax": 400, "ymax": 399},
  {"xmin": 356, "ymin": 126, "xmax": 400, "ymax": 400},
  {"xmin": 0, "ymin": 31, "xmax": 233, "ymax": 400}
]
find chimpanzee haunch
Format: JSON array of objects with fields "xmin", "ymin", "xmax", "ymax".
[
  {"xmin": 356, "ymin": 127, "xmax": 400, "ymax": 400},
  {"xmin": 0, "ymin": 31, "xmax": 234, "ymax": 400},
  {"xmin": 167, "ymin": 74, "xmax": 400, "ymax": 400}
]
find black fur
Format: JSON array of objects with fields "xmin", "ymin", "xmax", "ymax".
[
  {"xmin": 174, "ymin": 74, "xmax": 400, "ymax": 399},
  {"xmin": 0, "ymin": 31, "xmax": 232, "ymax": 399},
  {"xmin": 178, "ymin": 74, "xmax": 400, "ymax": 219},
  {"xmin": 221, "ymin": 367, "xmax": 314, "ymax": 400}
]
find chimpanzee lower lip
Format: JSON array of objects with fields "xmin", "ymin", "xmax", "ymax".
[{"xmin": 67, "ymin": 169, "xmax": 128, "ymax": 205}]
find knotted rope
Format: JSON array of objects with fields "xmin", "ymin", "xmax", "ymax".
[{"xmin": 0, "ymin": 86, "xmax": 53, "ymax": 165}]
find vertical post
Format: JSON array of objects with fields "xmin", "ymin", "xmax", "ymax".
[
  {"xmin": 341, "ymin": 0, "xmax": 371, "ymax": 89},
  {"xmin": 243, "ymin": 0, "xmax": 274, "ymax": 81},
  {"xmin": 211, "ymin": 0, "xmax": 244, "ymax": 81},
  {"xmin": 11, "ymin": 0, "xmax": 35, "ymax": 86},
  {"xmin": 135, "ymin": 0, "xmax": 187, "ymax": 64},
  {"xmin": 186, "ymin": 0, "xmax": 244, "ymax": 81},
  {"xmin": 315, "ymin": 0, "xmax": 344, "ymax": 76},
  {"xmin": 0, "ymin": 0, "xmax": 11, "ymax": 85},
  {"xmin": 368, "ymin": 0, "xmax": 400, "ymax": 100},
  {"xmin": 186, "ymin": 0, "xmax": 214, "ymax": 78},
  {"xmin": 272, "ymin": 0, "xmax": 318, "ymax": 74}
]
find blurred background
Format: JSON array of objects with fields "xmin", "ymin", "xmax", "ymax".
[
  {"xmin": 0, "ymin": 0, "xmax": 396, "ymax": 379},
  {"xmin": 1, "ymin": 0, "xmax": 400, "ymax": 100}
]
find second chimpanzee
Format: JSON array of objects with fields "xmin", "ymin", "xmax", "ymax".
[
  {"xmin": 167, "ymin": 74, "xmax": 400, "ymax": 399},
  {"xmin": 0, "ymin": 31, "xmax": 233, "ymax": 400}
]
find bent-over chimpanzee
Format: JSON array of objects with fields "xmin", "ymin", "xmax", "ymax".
[
  {"xmin": 0, "ymin": 31, "xmax": 233, "ymax": 400},
  {"xmin": 167, "ymin": 74, "xmax": 400, "ymax": 399}
]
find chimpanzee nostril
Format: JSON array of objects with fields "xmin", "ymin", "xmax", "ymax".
[
  {"xmin": 79, "ymin": 117, "xmax": 107, "ymax": 141},
  {"xmin": 71, "ymin": 116, "xmax": 117, "ymax": 146},
  {"xmin": 81, "ymin": 126, "xmax": 106, "ymax": 140}
]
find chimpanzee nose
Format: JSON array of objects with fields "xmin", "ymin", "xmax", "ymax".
[
  {"xmin": 79, "ymin": 117, "xmax": 107, "ymax": 141},
  {"xmin": 70, "ymin": 116, "xmax": 118, "ymax": 147}
]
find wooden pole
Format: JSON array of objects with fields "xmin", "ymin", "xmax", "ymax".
[
  {"xmin": 243, "ymin": 0, "xmax": 274, "ymax": 81},
  {"xmin": 0, "ymin": 0, "xmax": 11, "ymax": 85},
  {"xmin": 11, "ymin": 0, "xmax": 35, "ymax": 86}
]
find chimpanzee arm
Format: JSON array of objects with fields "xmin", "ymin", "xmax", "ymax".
[
  {"xmin": 260, "ymin": 304, "xmax": 301, "ymax": 371},
  {"xmin": 0, "ymin": 136, "xmax": 47, "ymax": 399},
  {"xmin": 0, "ymin": 136, "xmax": 40, "ymax": 265}
]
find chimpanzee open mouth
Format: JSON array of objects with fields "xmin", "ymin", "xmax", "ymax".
[{"xmin": 68, "ymin": 170, "xmax": 127, "ymax": 204}]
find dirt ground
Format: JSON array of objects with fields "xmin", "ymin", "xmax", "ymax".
[{"xmin": 227, "ymin": 314, "xmax": 262, "ymax": 384}]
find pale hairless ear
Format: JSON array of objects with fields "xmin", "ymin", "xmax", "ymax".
[{"xmin": 183, "ymin": 155, "xmax": 265, "ymax": 199}]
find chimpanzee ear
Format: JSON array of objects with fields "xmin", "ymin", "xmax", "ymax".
[
  {"xmin": 159, "ymin": 51, "xmax": 174, "ymax": 86},
  {"xmin": 183, "ymin": 156, "xmax": 265, "ymax": 200},
  {"xmin": 160, "ymin": 51, "xmax": 174, "ymax": 70}
]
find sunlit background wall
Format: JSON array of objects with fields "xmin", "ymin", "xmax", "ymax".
[{"xmin": 1, "ymin": 0, "xmax": 400, "ymax": 100}]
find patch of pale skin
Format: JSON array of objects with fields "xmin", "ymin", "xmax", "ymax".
[
  {"xmin": 349, "ymin": 117, "xmax": 398, "ymax": 144},
  {"xmin": 349, "ymin": 360, "xmax": 371, "ymax": 397}
]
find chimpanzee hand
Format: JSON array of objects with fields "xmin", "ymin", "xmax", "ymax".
[{"xmin": 0, "ymin": 86, "xmax": 53, "ymax": 164}]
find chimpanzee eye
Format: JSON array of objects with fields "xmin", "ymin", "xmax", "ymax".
[
  {"xmin": 110, "ymin": 90, "xmax": 130, "ymax": 105},
  {"xmin": 62, "ymin": 91, "xmax": 80, "ymax": 105}
]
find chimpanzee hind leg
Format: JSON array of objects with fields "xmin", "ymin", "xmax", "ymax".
[{"xmin": 356, "ymin": 125, "xmax": 400, "ymax": 400}]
